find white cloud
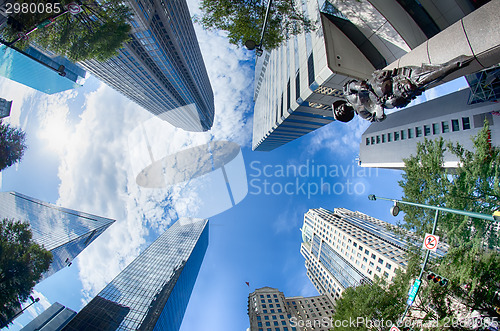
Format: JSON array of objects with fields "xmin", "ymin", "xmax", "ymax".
[
  {"xmin": 0, "ymin": 76, "xmax": 37, "ymax": 128},
  {"xmin": 54, "ymin": 24, "xmax": 255, "ymax": 305}
]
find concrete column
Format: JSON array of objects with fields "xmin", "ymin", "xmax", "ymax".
[{"xmin": 385, "ymin": 0, "xmax": 500, "ymax": 86}]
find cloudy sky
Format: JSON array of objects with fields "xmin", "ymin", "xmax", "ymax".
[{"xmin": 0, "ymin": 0, "xmax": 469, "ymax": 329}]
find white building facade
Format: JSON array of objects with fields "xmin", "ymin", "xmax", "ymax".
[
  {"xmin": 359, "ymin": 89, "xmax": 499, "ymax": 169},
  {"xmin": 300, "ymin": 207, "xmax": 408, "ymax": 303}
]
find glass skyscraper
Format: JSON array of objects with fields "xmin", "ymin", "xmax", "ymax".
[
  {"xmin": 0, "ymin": 191, "xmax": 115, "ymax": 280},
  {"xmin": 63, "ymin": 218, "xmax": 209, "ymax": 331},
  {"xmin": 78, "ymin": 0, "xmax": 214, "ymax": 132}
]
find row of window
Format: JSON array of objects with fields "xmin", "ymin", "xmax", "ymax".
[{"xmin": 365, "ymin": 117, "xmax": 471, "ymax": 146}]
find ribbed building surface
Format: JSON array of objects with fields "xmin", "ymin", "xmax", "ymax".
[{"xmin": 78, "ymin": 0, "xmax": 214, "ymax": 132}]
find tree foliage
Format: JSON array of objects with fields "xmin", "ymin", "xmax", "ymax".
[
  {"xmin": 195, "ymin": 0, "xmax": 317, "ymax": 50},
  {"xmin": 1, "ymin": 0, "xmax": 132, "ymax": 62},
  {"xmin": 0, "ymin": 218, "xmax": 52, "ymax": 323},
  {"xmin": 0, "ymin": 120, "xmax": 27, "ymax": 172},
  {"xmin": 398, "ymin": 121, "xmax": 500, "ymax": 249}
]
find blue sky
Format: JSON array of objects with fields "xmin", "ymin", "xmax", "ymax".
[{"xmin": 0, "ymin": 2, "xmax": 470, "ymax": 329}]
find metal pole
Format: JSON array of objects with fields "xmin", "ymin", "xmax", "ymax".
[
  {"xmin": 2, "ymin": 297, "xmax": 39, "ymax": 327},
  {"xmin": 368, "ymin": 195, "xmax": 499, "ymax": 222},
  {"xmin": 258, "ymin": 0, "xmax": 273, "ymax": 48},
  {"xmin": 400, "ymin": 209, "xmax": 439, "ymax": 322}
]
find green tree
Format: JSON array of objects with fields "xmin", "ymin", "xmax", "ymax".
[
  {"xmin": 398, "ymin": 122, "xmax": 500, "ymax": 249},
  {"xmin": 1, "ymin": 0, "xmax": 132, "ymax": 62},
  {"xmin": 0, "ymin": 218, "xmax": 52, "ymax": 324},
  {"xmin": 195, "ymin": 0, "xmax": 316, "ymax": 50},
  {"xmin": 0, "ymin": 120, "xmax": 27, "ymax": 172}
]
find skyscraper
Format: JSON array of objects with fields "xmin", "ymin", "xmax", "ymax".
[
  {"xmin": 0, "ymin": 191, "xmax": 115, "ymax": 280},
  {"xmin": 248, "ymin": 287, "xmax": 335, "ymax": 331},
  {"xmin": 359, "ymin": 88, "xmax": 499, "ymax": 169},
  {"xmin": 78, "ymin": 0, "xmax": 214, "ymax": 132},
  {"xmin": 20, "ymin": 302, "xmax": 76, "ymax": 331},
  {"xmin": 252, "ymin": 0, "xmax": 478, "ymax": 151},
  {"xmin": 300, "ymin": 208, "xmax": 422, "ymax": 303},
  {"xmin": 63, "ymin": 218, "xmax": 209, "ymax": 331}
]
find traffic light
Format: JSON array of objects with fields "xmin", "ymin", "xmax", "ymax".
[{"xmin": 427, "ymin": 272, "xmax": 448, "ymax": 287}]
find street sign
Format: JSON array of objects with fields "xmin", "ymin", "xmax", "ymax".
[
  {"xmin": 423, "ymin": 233, "xmax": 439, "ymax": 251},
  {"xmin": 65, "ymin": 2, "xmax": 83, "ymax": 15},
  {"xmin": 390, "ymin": 326, "xmax": 401, "ymax": 331},
  {"xmin": 407, "ymin": 279, "xmax": 421, "ymax": 306}
]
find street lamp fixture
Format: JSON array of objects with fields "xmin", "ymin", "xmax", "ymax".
[{"xmin": 245, "ymin": 0, "xmax": 273, "ymax": 57}]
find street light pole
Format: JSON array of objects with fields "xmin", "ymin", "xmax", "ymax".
[
  {"xmin": 368, "ymin": 194, "xmax": 499, "ymax": 323},
  {"xmin": 244, "ymin": 0, "xmax": 273, "ymax": 57}
]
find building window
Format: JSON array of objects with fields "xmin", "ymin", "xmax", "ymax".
[
  {"xmin": 432, "ymin": 123, "xmax": 439, "ymax": 134},
  {"xmin": 376, "ymin": 136, "xmax": 380, "ymax": 144},
  {"xmin": 266, "ymin": 322, "xmax": 270, "ymax": 326},
  {"xmin": 263, "ymin": 310, "xmax": 268, "ymax": 313},
  {"xmin": 273, "ymin": 315, "xmax": 277, "ymax": 320},
  {"xmin": 258, "ymin": 322, "xmax": 263, "ymax": 327},
  {"xmin": 462, "ymin": 117, "xmax": 471, "ymax": 130},
  {"xmin": 307, "ymin": 53, "xmax": 315, "ymax": 86},
  {"xmin": 382, "ymin": 134, "xmax": 386, "ymax": 143},
  {"xmin": 371, "ymin": 136, "xmax": 375, "ymax": 144},
  {"xmin": 371, "ymin": 254, "xmax": 376, "ymax": 259},
  {"xmin": 424, "ymin": 125, "xmax": 431, "ymax": 136},
  {"xmin": 415, "ymin": 127, "xmax": 422, "ymax": 137},
  {"xmin": 401, "ymin": 130, "xmax": 406, "ymax": 140},
  {"xmin": 408, "ymin": 128, "xmax": 413, "ymax": 138},
  {"xmin": 376, "ymin": 266, "xmax": 381, "ymax": 272},
  {"xmin": 394, "ymin": 131, "xmax": 400, "ymax": 141},
  {"xmin": 442, "ymin": 121, "xmax": 449, "ymax": 133},
  {"xmin": 386, "ymin": 263, "xmax": 392, "ymax": 269},
  {"xmin": 387, "ymin": 132, "xmax": 392, "ymax": 142},
  {"xmin": 265, "ymin": 316, "xmax": 269, "ymax": 320},
  {"xmin": 295, "ymin": 72, "xmax": 300, "ymax": 101},
  {"xmin": 258, "ymin": 316, "xmax": 262, "ymax": 321},
  {"xmin": 378, "ymin": 258, "xmax": 384, "ymax": 264},
  {"xmin": 383, "ymin": 271, "xmax": 389, "ymax": 277},
  {"xmin": 452, "ymin": 119, "xmax": 460, "ymax": 131}
]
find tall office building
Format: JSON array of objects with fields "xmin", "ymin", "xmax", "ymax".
[
  {"xmin": 359, "ymin": 88, "xmax": 499, "ymax": 169},
  {"xmin": 0, "ymin": 191, "xmax": 115, "ymax": 280},
  {"xmin": 252, "ymin": 0, "xmax": 479, "ymax": 151},
  {"xmin": 63, "ymin": 218, "xmax": 209, "ymax": 331},
  {"xmin": 300, "ymin": 208, "xmax": 427, "ymax": 303},
  {"xmin": 78, "ymin": 0, "xmax": 214, "ymax": 132},
  {"xmin": 248, "ymin": 287, "xmax": 334, "ymax": 331},
  {"xmin": 0, "ymin": 97, "xmax": 12, "ymax": 118}
]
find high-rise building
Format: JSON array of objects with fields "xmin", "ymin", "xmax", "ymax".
[
  {"xmin": 78, "ymin": 0, "xmax": 214, "ymax": 132},
  {"xmin": 0, "ymin": 45, "xmax": 86, "ymax": 94},
  {"xmin": 359, "ymin": 88, "xmax": 499, "ymax": 169},
  {"xmin": 300, "ymin": 208, "xmax": 438, "ymax": 303},
  {"xmin": 252, "ymin": 0, "xmax": 479, "ymax": 151},
  {"xmin": 248, "ymin": 287, "xmax": 335, "ymax": 331},
  {"xmin": 0, "ymin": 97, "xmax": 12, "ymax": 118},
  {"xmin": 0, "ymin": 191, "xmax": 115, "ymax": 281},
  {"xmin": 20, "ymin": 302, "xmax": 76, "ymax": 331},
  {"xmin": 63, "ymin": 218, "xmax": 209, "ymax": 331}
]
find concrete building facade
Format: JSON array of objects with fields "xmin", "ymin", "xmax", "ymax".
[
  {"xmin": 248, "ymin": 287, "xmax": 335, "ymax": 331},
  {"xmin": 359, "ymin": 88, "xmax": 499, "ymax": 169},
  {"xmin": 300, "ymin": 208, "xmax": 409, "ymax": 302},
  {"xmin": 251, "ymin": 0, "xmax": 480, "ymax": 151}
]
